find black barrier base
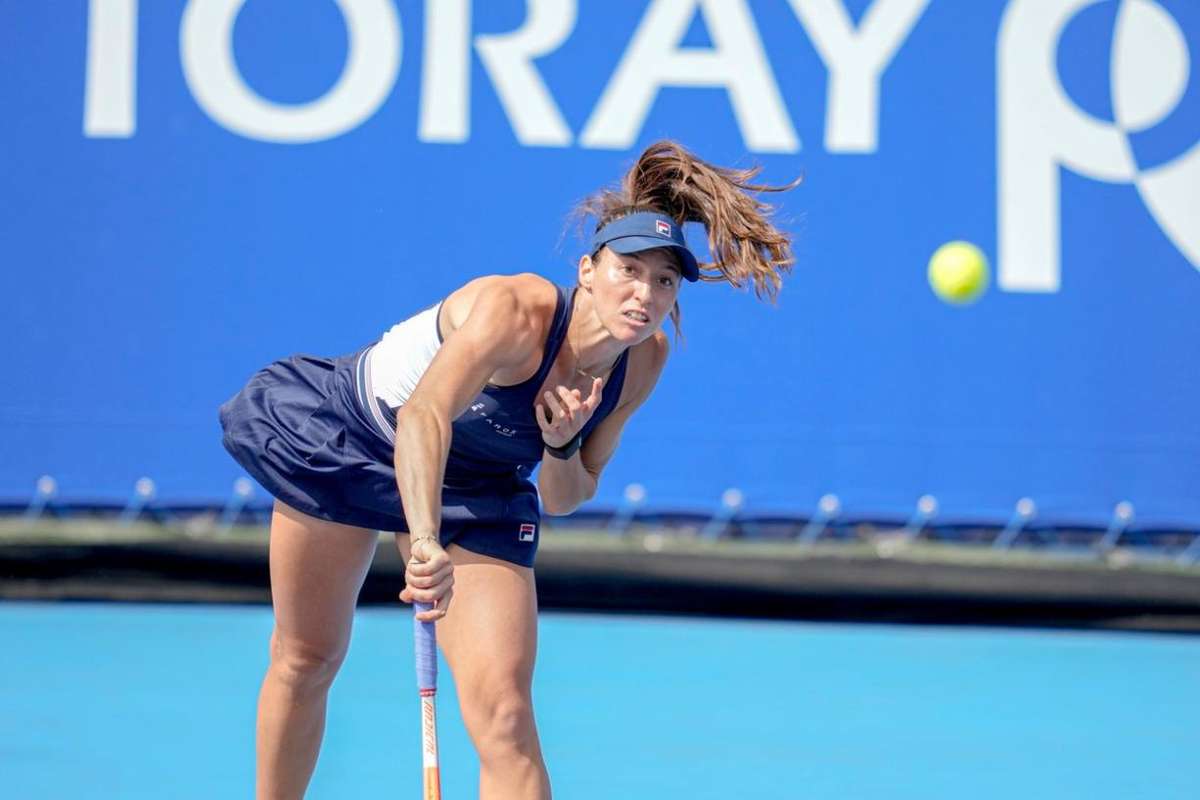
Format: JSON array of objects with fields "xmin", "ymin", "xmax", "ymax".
[{"xmin": 3, "ymin": 536, "xmax": 1199, "ymax": 634}]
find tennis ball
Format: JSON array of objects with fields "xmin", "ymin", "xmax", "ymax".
[{"xmin": 928, "ymin": 241, "xmax": 989, "ymax": 305}]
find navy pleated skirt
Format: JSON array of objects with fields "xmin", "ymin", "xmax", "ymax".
[{"xmin": 218, "ymin": 349, "xmax": 541, "ymax": 566}]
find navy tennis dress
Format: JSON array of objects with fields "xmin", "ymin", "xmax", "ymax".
[{"xmin": 218, "ymin": 285, "xmax": 627, "ymax": 567}]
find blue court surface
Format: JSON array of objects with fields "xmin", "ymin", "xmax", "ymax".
[{"xmin": 3, "ymin": 602, "xmax": 1196, "ymax": 799}]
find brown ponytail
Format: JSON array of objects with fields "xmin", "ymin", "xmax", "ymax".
[{"xmin": 576, "ymin": 140, "xmax": 799, "ymax": 302}]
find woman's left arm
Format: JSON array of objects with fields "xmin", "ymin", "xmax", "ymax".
[{"xmin": 537, "ymin": 333, "xmax": 669, "ymax": 515}]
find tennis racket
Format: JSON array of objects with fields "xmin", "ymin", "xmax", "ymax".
[{"xmin": 414, "ymin": 601, "xmax": 441, "ymax": 800}]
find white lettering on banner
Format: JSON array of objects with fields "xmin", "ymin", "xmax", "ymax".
[
  {"xmin": 475, "ymin": 0, "xmax": 575, "ymax": 146},
  {"xmin": 1117, "ymin": 0, "xmax": 1200, "ymax": 275},
  {"xmin": 421, "ymin": 0, "xmax": 575, "ymax": 146},
  {"xmin": 998, "ymin": 0, "xmax": 1198, "ymax": 292},
  {"xmin": 84, "ymin": 0, "xmax": 138, "ymax": 137},
  {"xmin": 180, "ymin": 0, "xmax": 401, "ymax": 144},
  {"xmin": 81, "ymin": 1, "xmax": 930, "ymax": 155},
  {"xmin": 786, "ymin": 0, "xmax": 930, "ymax": 153},
  {"xmin": 419, "ymin": 0, "xmax": 470, "ymax": 143},
  {"xmin": 580, "ymin": 0, "xmax": 799, "ymax": 153}
]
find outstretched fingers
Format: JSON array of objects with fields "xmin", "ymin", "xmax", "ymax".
[
  {"xmin": 583, "ymin": 376, "xmax": 603, "ymax": 411},
  {"xmin": 555, "ymin": 386, "xmax": 583, "ymax": 416}
]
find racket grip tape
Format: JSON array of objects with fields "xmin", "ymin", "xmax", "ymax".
[{"xmin": 414, "ymin": 601, "xmax": 437, "ymax": 692}]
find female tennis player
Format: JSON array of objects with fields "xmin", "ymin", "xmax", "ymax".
[{"xmin": 219, "ymin": 140, "xmax": 795, "ymax": 799}]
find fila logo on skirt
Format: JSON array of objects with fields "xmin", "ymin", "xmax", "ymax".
[{"xmin": 518, "ymin": 524, "xmax": 536, "ymax": 543}]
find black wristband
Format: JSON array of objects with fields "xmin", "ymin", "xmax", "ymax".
[{"xmin": 543, "ymin": 432, "xmax": 583, "ymax": 460}]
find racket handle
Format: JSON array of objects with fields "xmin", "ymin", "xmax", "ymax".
[
  {"xmin": 414, "ymin": 601, "xmax": 441, "ymax": 799},
  {"xmin": 414, "ymin": 602, "xmax": 437, "ymax": 692}
]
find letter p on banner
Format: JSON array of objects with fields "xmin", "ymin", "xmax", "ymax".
[{"xmin": 997, "ymin": 0, "xmax": 1199, "ymax": 292}]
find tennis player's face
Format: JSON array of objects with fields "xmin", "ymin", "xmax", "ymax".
[{"xmin": 587, "ymin": 248, "xmax": 680, "ymax": 343}]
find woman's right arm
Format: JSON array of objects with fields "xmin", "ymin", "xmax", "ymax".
[{"xmin": 394, "ymin": 279, "xmax": 545, "ymax": 620}]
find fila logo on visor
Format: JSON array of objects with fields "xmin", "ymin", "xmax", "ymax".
[
  {"xmin": 655, "ymin": 220, "xmax": 671, "ymax": 236},
  {"xmin": 519, "ymin": 524, "xmax": 536, "ymax": 543}
]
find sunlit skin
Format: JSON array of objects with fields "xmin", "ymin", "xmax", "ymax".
[
  {"xmin": 568, "ymin": 246, "xmax": 681, "ymax": 372},
  {"xmin": 241, "ymin": 139, "xmax": 793, "ymax": 799},
  {"xmin": 395, "ymin": 247, "xmax": 682, "ymax": 799},
  {"xmin": 525, "ymin": 246, "xmax": 681, "ymax": 440}
]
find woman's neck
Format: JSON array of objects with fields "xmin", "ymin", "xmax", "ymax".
[{"xmin": 566, "ymin": 288, "xmax": 626, "ymax": 379}]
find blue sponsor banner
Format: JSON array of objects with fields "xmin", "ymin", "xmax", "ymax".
[{"xmin": 2, "ymin": 0, "xmax": 1197, "ymax": 527}]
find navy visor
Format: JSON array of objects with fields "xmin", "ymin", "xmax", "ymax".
[{"xmin": 591, "ymin": 211, "xmax": 699, "ymax": 282}]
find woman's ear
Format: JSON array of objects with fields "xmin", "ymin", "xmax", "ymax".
[{"xmin": 578, "ymin": 253, "xmax": 595, "ymax": 292}]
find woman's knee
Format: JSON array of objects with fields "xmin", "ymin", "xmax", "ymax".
[
  {"xmin": 465, "ymin": 688, "xmax": 540, "ymax": 763},
  {"xmin": 267, "ymin": 629, "xmax": 348, "ymax": 696}
]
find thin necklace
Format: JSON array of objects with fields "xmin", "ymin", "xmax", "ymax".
[
  {"xmin": 567, "ymin": 308, "xmax": 619, "ymax": 383},
  {"xmin": 571, "ymin": 335, "xmax": 616, "ymax": 382}
]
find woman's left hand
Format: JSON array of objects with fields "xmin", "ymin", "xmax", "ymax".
[{"xmin": 535, "ymin": 377, "xmax": 603, "ymax": 448}]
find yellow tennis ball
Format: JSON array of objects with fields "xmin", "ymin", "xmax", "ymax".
[{"xmin": 928, "ymin": 241, "xmax": 989, "ymax": 304}]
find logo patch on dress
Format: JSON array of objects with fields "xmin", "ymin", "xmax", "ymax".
[{"xmin": 518, "ymin": 523, "xmax": 536, "ymax": 543}]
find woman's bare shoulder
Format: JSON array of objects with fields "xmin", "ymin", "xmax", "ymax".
[{"xmin": 440, "ymin": 273, "xmax": 560, "ymax": 335}]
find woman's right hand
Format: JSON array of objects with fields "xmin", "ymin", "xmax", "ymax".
[{"xmin": 400, "ymin": 536, "xmax": 454, "ymax": 621}]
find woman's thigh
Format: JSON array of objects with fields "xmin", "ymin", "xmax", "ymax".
[
  {"xmin": 397, "ymin": 537, "xmax": 539, "ymax": 704},
  {"xmin": 268, "ymin": 500, "xmax": 380, "ymax": 660}
]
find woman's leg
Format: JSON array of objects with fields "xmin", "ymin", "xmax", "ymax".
[
  {"xmin": 257, "ymin": 500, "xmax": 380, "ymax": 800},
  {"xmin": 398, "ymin": 537, "xmax": 550, "ymax": 800}
]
